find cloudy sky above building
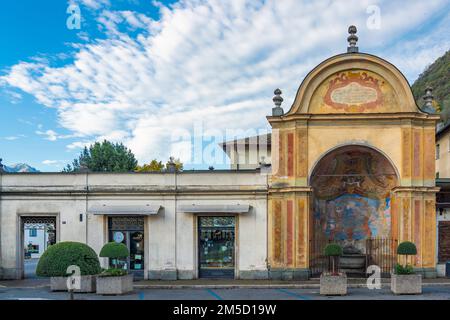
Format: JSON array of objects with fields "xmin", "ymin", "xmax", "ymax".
[{"xmin": 0, "ymin": 0, "xmax": 449, "ymax": 171}]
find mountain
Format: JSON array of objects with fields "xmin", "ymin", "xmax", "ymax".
[
  {"xmin": 3, "ymin": 163, "xmax": 40, "ymax": 173},
  {"xmin": 411, "ymin": 50, "xmax": 450, "ymax": 113}
]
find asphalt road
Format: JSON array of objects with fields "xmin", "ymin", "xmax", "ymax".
[{"xmin": 0, "ymin": 286, "xmax": 449, "ymax": 300}]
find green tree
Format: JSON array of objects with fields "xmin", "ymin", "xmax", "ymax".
[
  {"xmin": 135, "ymin": 159, "xmax": 165, "ymax": 172},
  {"xmin": 411, "ymin": 50, "xmax": 450, "ymax": 115},
  {"xmin": 63, "ymin": 140, "xmax": 137, "ymax": 172}
]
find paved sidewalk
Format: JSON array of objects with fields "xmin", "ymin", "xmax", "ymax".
[
  {"xmin": 1, "ymin": 286, "xmax": 450, "ymax": 300},
  {"xmin": 2, "ymin": 278, "xmax": 450, "ymax": 289}
]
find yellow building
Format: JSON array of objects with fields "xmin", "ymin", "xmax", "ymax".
[
  {"xmin": 266, "ymin": 26, "xmax": 439, "ymax": 279},
  {"xmin": 435, "ymin": 122, "xmax": 450, "ymax": 275}
]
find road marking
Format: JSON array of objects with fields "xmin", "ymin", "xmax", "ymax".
[
  {"xmin": 206, "ymin": 289, "xmax": 223, "ymax": 300},
  {"xmin": 14, "ymin": 298, "xmax": 50, "ymax": 300},
  {"xmin": 276, "ymin": 288, "xmax": 311, "ymax": 300}
]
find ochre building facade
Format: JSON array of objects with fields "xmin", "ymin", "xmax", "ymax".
[{"xmin": 267, "ymin": 53, "xmax": 439, "ymax": 279}]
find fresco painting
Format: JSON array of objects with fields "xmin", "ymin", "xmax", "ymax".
[
  {"xmin": 314, "ymin": 194, "xmax": 391, "ymax": 241},
  {"xmin": 311, "ymin": 146, "xmax": 398, "ymax": 243}
]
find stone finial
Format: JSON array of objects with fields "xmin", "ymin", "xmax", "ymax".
[
  {"xmin": 347, "ymin": 25, "xmax": 359, "ymax": 53},
  {"xmin": 423, "ymin": 86, "xmax": 436, "ymax": 113},
  {"xmin": 272, "ymin": 88, "xmax": 284, "ymax": 116},
  {"xmin": 167, "ymin": 156, "xmax": 176, "ymax": 173}
]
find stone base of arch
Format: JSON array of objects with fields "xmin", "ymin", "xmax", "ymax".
[
  {"xmin": 268, "ymin": 188, "xmax": 312, "ymax": 279},
  {"xmin": 391, "ymin": 186, "xmax": 439, "ymax": 276},
  {"xmin": 267, "ymin": 185, "xmax": 439, "ymax": 278}
]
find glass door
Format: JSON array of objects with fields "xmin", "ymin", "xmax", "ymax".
[
  {"xmin": 129, "ymin": 231, "xmax": 144, "ymax": 271},
  {"xmin": 108, "ymin": 216, "xmax": 145, "ymax": 279},
  {"xmin": 198, "ymin": 216, "xmax": 235, "ymax": 278}
]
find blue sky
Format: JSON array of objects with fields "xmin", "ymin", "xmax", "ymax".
[{"xmin": 0, "ymin": 0, "xmax": 449, "ymax": 172}]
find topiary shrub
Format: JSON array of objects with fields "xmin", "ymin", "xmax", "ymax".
[
  {"xmin": 324, "ymin": 243, "xmax": 343, "ymax": 275},
  {"xmin": 36, "ymin": 241, "xmax": 101, "ymax": 277},
  {"xmin": 324, "ymin": 243, "xmax": 343, "ymax": 257},
  {"xmin": 397, "ymin": 241, "xmax": 417, "ymax": 255},
  {"xmin": 99, "ymin": 242, "xmax": 129, "ymax": 271},
  {"xmin": 395, "ymin": 241, "xmax": 418, "ymax": 274}
]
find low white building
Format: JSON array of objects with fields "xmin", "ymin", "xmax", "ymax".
[{"xmin": 0, "ymin": 171, "xmax": 269, "ymax": 280}]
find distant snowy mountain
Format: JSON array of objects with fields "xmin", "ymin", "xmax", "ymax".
[{"xmin": 3, "ymin": 163, "xmax": 39, "ymax": 173}]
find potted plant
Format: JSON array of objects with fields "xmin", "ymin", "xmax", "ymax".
[
  {"xmin": 36, "ymin": 241, "xmax": 101, "ymax": 292},
  {"xmin": 320, "ymin": 243, "xmax": 347, "ymax": 296},
  {"xmin": 391, "ymin": 241, "xmax": 422, "ymax": 294},
  {"xmin": 96, "ymin": 242, "xmax": 133, "ymax": 295}
]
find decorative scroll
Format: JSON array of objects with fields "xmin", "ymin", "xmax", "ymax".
[{"xmin": 324, "ymin": 71, "xmax": 384, "ymax": 112}]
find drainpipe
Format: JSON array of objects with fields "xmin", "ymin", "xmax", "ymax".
[
  {"xmin": 174, "ymin": 169, "xmax": 177, "ymax": 278},
  {"xmin": 266, "ymin": 173, "xmax": 269, "ymax": 277},
  {"xmin": 85, "ymin": 171, "xmax": 89, "ymax": 244},
  {"xmin": 167, "ymin": 157, "xmax": 178, "ymax": 278}
]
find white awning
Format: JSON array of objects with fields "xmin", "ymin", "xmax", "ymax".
[
  {"xmin": 87, "ymin": 204, "xmax": 162, "ymax": 216},
  {"xmin": 179, "ymin": 204, "xmax": 251, "ymax": 214}
]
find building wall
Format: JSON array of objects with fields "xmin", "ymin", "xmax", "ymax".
[
  {"xmin": 435, "ymin": 131, "xmax": 450, "ymax": 277},
  {"xmin": 0, "ymin": 171, "xmax": 268, "ymax": 280},
  {"xmin": 436, "ymin": 130, "xmax": 450, "ymax": 178},
  {"xmin": 267, "ymin": 53, "xmax": 440, "ymax": 278}
]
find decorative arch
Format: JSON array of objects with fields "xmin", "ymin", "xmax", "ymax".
[
  {"xmin": 310, "ymin": 145, "xmax": 399, "ymax": 243},
  {"xmin": 285, "ymin": 53, "xmax": 423, "ymax": 115},
  {"xmin": 308, "ymin": 143, "xmax": 400, "ymax": 184}
]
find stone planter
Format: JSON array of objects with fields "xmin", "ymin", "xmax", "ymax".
[
  {"xmin": 391, "ymin": 273, "xmax": 422, "ymax": 295},
  {"xmin": 50, "ymin": 275, "xmax": 97, "ymax": 293},
  {"xmin": 96, "ymin": 274, "xmax": 133, "ymax": 295},
  {"xmin": 320, "ymin": 273, "xmax": 347, "ymax": 296}
]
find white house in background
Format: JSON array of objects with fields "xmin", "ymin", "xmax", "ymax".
[{"xmin": 23, "ymin": 227, "xmax": 47, "ymax": 258}]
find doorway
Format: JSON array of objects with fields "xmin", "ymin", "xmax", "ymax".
[
  {"xmin": 198, "ymin": 216, "xmax": 235, "ymax": 279},
  {"xmin": 108, "ymin": 216, "xmax": 145, "ymax": 279},
  {"xmin": 21, "ymin": 216, "xmax": 57, "ymax": 279}
]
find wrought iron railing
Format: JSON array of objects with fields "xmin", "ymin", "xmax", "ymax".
[{"xmin": 309, "ymin": 238, "xmax": 397, "ymax": 278}]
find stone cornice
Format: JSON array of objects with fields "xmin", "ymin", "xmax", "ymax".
[
  {"xmin": 267, "ymin": 112, "xmax": 440, "ymax": 124},
  {"xmin": 0, "ymin": 185, "xmax": 269, "ymax": 197}
]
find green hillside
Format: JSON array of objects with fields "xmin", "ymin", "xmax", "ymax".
[{"xmin": 411, "ymin": 50, "xmax": 450, "ymax": 113}]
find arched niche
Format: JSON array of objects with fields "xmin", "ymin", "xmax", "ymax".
[{"xmin": 310, "ymin": 145, "xmax": 399, "ymax": 245}]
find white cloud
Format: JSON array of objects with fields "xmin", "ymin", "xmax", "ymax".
[
  {"xmin": 4, "ymin": 136, "xmax": 20, "ymax": 141},
  {"xmin": 71, "ymin": 0, "xmax": 110, "ymax": 10},
  {"xmin": 42, "ymin": 160, "xmax": 68, "ymax": 166},
  {"xmin": 35, "ymin": 128, "xmax": 75, "ymax": 141},
  {"xmin": 36, "ymin": 129, "xmax": 59, "ymax": 141},
  {"xmin": 1, "ymin": 0, "xmax": 449, "ymax": 165}
]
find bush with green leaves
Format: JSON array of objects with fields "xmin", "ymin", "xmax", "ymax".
[
  {"xmin": 99, "ymin": 268, "xmax": 128, "ymax": 277},
  {"xmin": 395, "ymin": 241, "xmax": 417, "ymax": 275},
  {"xmin": 99, "ymin": 242, "xmax": 129, "ymax": 270},
  {"xmin": 324, "ymin": 243, "xmax": 343, "ymax": 275},
  {"xmin": 324, "ymin": 243, "xmax": 343, "ymax": 257},
  {"xmin": 397, "ymin": 241, "xmax": 417, "ymax": 255},
  {"xmin": 395, "ymin": 263, "xmax": 414, "ymax": 275},
  {"xmin": 36, "ymin": 242, "xmax": 101, "ymax": 277}
]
